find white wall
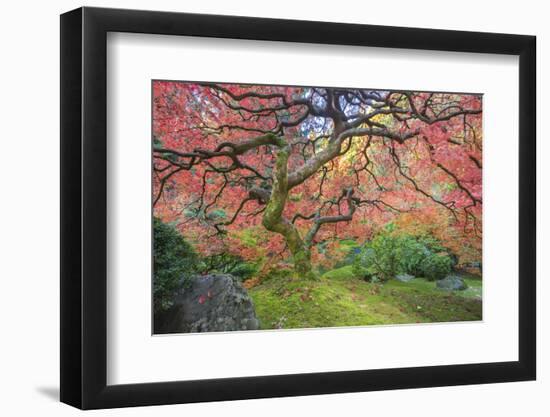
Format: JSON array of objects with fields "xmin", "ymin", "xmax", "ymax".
[{"xmin": 0, "ymin": 0, "xmax": 545, "ymax": 415}]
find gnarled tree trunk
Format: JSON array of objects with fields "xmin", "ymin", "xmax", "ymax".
[{"xmin": 261, "ymin": 143, "xmax": 315, "ymax": 278}]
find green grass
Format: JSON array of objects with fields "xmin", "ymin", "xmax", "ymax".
[
  {"xmin": 460, "ymin": 275, "xmax": 483, "ymax": 299},
  {"xmin": 248, "ymin": 266, "xmax": 482, "ymax": 330},
  {"xmin": 321, "ymin": 265, "xmax": 356, "ymax": 280}
]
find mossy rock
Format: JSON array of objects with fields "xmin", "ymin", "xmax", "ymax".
[{"xmin": 436, "ymin": 275, "xmax": 468, "ymax": 291}]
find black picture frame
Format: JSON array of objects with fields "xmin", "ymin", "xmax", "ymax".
[{"xmin": 60, "ymin": 6, "xmax": 536, "ymax": 410}]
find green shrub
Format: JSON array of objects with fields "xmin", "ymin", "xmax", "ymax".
[
  {"xmin": 399, "ymin": 236, "xmax": 430, "ymax": 276},
  {"xmin": 153, "ymin": 217, "xmax": 198, "ymax": 313},
  {"xmin": 353, "ymin": 226, "xmax": 453, "ymax": 282},
  {"xmin": 416, "ymin": 235, "xmax": 458, "ymax": 269},
  {"xmin": 417, "ymin": 235, "xmax": 445, "ymax": 253},
  {"xmin": 420, "ymin": 253, "xmax": 452, "ymax": 281},
  {"xmin": 353, "ymin": 234, "xmax": 403, "ymax": 282},
  {"xmin": 367, "ymin": 234, "xmax": 401, "ymax": 281},
  {"xmin": 351, "ymin": 259, "xmax": 372, "ymax": 281}
]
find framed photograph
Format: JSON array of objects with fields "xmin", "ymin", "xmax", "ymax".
[{"xmin": 60, "ymin": 6, "xmax": 536, "ymax": 409}]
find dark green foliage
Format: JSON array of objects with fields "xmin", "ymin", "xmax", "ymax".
[
  {"xmin": 353, "ymin": 237, "xmax": 395, "ymax": 282},
  {"xmin": 420, "ymin": 253, "xmax": 453, "ymax": 281},
  {"xmin": 153, "ymin": 217, "xmax": 198, "ymax": 313},
  {"xmin": 416, "ymin": 235, "xmax": 445, "ymax": 253},
  {"xmin": 351, "ymin": 261, "xmax": 373, "ymax": 282},
  {"xmin": 399, "ymin": 236, "xmax": 431, "ymax": 276},
  {"xmin": 352, "ymin": 225, "xmax": 454, "ymax": 282},
  {"xmin": 199, "ymin": 253, "xmax": 257, "ymax": 280},
  {"xmin": 229, "ymin": 262, "xmax": 258, "ymax": 279},
  {"xmin": 417, "ymin": 235, "xmax": 458, "ymax": 268}
]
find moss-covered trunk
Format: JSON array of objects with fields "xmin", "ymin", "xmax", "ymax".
[
  {"xmin": 261, "ymin": 143, "xmax": 315, "ymax": 278},
  {"xmin": 285, "ymin": 230, "xmax": 313, "ymax": 277}
]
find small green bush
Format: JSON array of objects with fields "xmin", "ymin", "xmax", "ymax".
[
  {"xmin": 353, "ymin": 226, "xmax": 453, "ymax": 283},
  {"xmin": 399, "ymin": 236, "xmax": 430, "ymax": 276},
  {"xmin": 420, "ymin": 253, "xmax": 452, "ymax": 281},
  {"xmin": 153, "ymin": 217, "xmax": 198, "ymax": 313}
]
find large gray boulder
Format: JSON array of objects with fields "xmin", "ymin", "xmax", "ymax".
[
  {"xmin": 436, "ymin": 275, "xmax": 468, "ymax": 291},
  {"xmin": 155, "ymin": 274, "xmax": 260, "ymax": 334}
]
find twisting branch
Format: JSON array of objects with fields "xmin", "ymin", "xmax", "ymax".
[
  {"xmin": 213, "ymin": 197, "xmax": 254, "ymax": 234},
  {"xmin": 304, "ymin": 188, "xmax": 357, "ymax": 248}
]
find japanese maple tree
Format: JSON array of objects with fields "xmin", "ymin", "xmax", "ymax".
[{"xmin": 153, "ymin": 82, "xmax": 482, "ymax": 278}]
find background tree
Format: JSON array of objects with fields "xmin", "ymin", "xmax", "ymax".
[{"xmin": 153, "ymin": 82, "xmax": 482, "ymax": 277}]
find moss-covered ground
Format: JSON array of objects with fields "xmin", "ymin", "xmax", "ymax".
[{"xmin": 248, "ymin": 265, "xmax": 482, "ymax": 330}]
